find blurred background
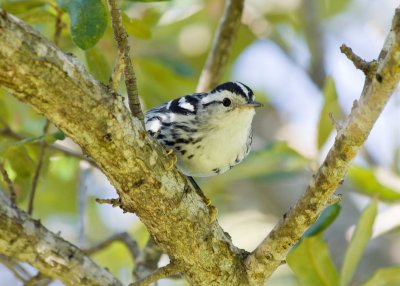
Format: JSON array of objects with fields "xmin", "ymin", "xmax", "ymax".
[{"xmin": 0, "ymin": 0, "xmax": 399, "ymax": 285}]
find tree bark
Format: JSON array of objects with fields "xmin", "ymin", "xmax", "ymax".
[
  {"xmin": 0, "ymin": 190, "xmax": 122, "ymax": 285},
  {"xmin": 0, "ymin": 10, "xmax": 248, "ymax": 285},
  {"xmin": 1, "ymin": 5, "xmax": 400, "ymax": 286}
]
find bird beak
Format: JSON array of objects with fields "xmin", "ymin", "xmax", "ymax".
[{"xmin": 245, "ymin": 101, "xmax": 263, "ymax": 108}]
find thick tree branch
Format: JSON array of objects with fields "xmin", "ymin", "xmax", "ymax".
[
  {"xmin": 245, "ymin": 6, "xmax": 400, "ymax": 284},
  {"xmin": 107, "ymin": 0, "xmax": 144, "ymax": 123},
  {"xmin": 0, "ymin": 10, "xmax": 248, "ymax": 285},
  {"xmin": 196, "ymin": 0, "xmax": 244, "ymax": 92},
  {"xmin": 0, "ymin": 189, "xmax": 122, "ymax": 286}
]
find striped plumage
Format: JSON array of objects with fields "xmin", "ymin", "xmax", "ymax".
[{"xmin": 145, "ymin": 81, "xmax": 262, "ymax": 177}]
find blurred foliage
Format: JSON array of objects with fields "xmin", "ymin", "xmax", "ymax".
[
  {"xmin": 348, "ymin": 166, "xmax": 400, "ymax": 202},
  {"xmin": 1, "ymin": 0, "xmax": 400, "ymax": 285},
  {"xmin": 288, "ymin": 199, "xmax": 381, "ymax": 286},
  {"xmin": 288, "ymin": 233, "xmax": 339, "ymax": 286},
  {"xmin": 317, "ymin": 77, "xmax": 342, "ymax": 149},
  {"xmin": 339, "ymin": 199, "xmax": 377, "ymax": 286},
  {"xmin": 362, "ymin": 266, "xmax": 400, "ymax": 286}
]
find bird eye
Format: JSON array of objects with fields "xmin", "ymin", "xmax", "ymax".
[{"xmin": 222, "ymin": 98, "xmax": 231, "ymax": 107}]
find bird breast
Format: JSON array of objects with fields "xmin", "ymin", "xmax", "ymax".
[{"xmin": 176, "ymin": 108, "xmax": 255, "ymax": 177}]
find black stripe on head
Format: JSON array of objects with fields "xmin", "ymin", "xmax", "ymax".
[
  {"xmin": 167, "ymin": 97, "xmax": 196, "ymax": 115},
  {"xmin": 211, "ymin": 81, "xmax": 254, "ymax": 102}
]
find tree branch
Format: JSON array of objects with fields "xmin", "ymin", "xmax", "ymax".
[
  {"xmin": 84, "ymin": 232, "xmax": 140, "ymax": 259},
  {"xmin": 0, "ymin": 189, "xmax": 122, "ymax": 286},
  {"xmin": 107, "ymin": 0, "xmax": 144, "ymax": 123},
  {"xmin": 28, "ymin": 120, "xmax": 50, "ymax": 215},
  {"xmin": 245, "ymin": 6, "xmax": 400, "ymax": 284},
  {"xmin": 302, "ymin": 0, "xmax": 326, "ymax": 88},
  {"xmin": 133, "ymin": 237, "xmax": 163, "ymax": 281},
  {"xmin": 0, "ymin": 160, "xmax": 16, "ymax": 204},
  {"xmin": 196, "ymin": 0, "xmax": 244, "ymax": 92},
  {"xmin": 0, "ymin": 10, "xmax": 248, "ymax": 285},
  {"xmin": 130, "ymin": 263, "xmax": 180, "ymax": 286},
  {"xmin": 340, "ymin": 44, "xmax": 378, "ymax": 79}
]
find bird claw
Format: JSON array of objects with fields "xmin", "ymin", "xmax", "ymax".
[
  {"xmin": 207, "ymin": 204, "xmax": 218, "ymax": 224},
  {"xmin": 165, "ymin": 149, "xmax": 177, "ymax": 170},
  {"xmin": 196, "ymin": 190, "xmax": 217, "ymax": 223}
]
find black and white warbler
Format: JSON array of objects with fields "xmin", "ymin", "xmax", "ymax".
[{"xmin": 145, "ymin": 81, "xmax": 262, "ymax": 177}]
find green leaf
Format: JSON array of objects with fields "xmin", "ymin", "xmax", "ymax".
[
  {"xmin": 1, "ymin": 0, "xmax": 48, "ymax": 14},
  {"xmin": 62, "ymin": 0, "xmax": 108, "ymax": 50},
  {"xmin": 362, "ymin": 266, "xmax": 400, "ymax": 286},
  {"xmin": 287, "ymin": 233, "xmax": 339, "ymax": 286},
  {"xmin": 339, "ymin": 199, "xmax": 378, "ymax": 286},
  {"xmin": 43, "ymin": 131, "xmax": 66, "ymax": 143},
  {"xmin": 85, "ymin": 47, "xmax": 112, "ymax": 83},
  {"xmin": 291, "ymin": 204, "xmax": 341, "ymax": 252},
  {"xmin": 122, "ymin": 13, "xmax": 151, "ymax": 39},
  {"xmin": 317, "ymin": 77, "xmax": 341, "ymax": 149},
  {"xmin": 348, "ymin": 166, "xmax": 400, "ymax": 202},
  {"xmin": 304, "ymin": 203, "xmax": 341, "ymax": 237},
  {"xmin": 17, "ymin": 7, "xmax": 55, "ymax": 24}
]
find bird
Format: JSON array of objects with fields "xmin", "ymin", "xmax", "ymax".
[{"xmin": 144, "ymin": 81, "xmax": 262, "ymax": 178}]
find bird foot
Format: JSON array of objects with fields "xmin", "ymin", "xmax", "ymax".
[
  {"xmin": 207, "ymin": 204, "xmax": 218, "ymax": 224},
  {"xmin": 165, "ymin": 149, "xmax": 177, "ymax": 170}
]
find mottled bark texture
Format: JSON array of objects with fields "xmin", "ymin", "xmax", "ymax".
[
  {"xmin": 0, "ymin": 10, "xmax": 248, "ymax": 285},
  {"xmin": 1, "ymin": 5, "xmax": 400, "ymax": 286},
  {"xmin": 0, "ymin": 190, "xmax": 122, "ymax": 285}
]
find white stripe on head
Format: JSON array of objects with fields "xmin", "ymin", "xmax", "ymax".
[
  {"xmin": 234, "ymin": 82, "xmax": 251, "ymax": 100},
  {"xmin": 179, "ymin": 101, "xmax": 195, "ymax": 111}
]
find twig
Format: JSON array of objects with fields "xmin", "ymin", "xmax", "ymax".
[
  {"xmin": 53, "ymin": 6, "xmax": 63, "ymax": 46},
  {"xmin": 24, "ymin": 272, "xmax": 52, "ymax": 286},
  {"xmin": 329, "ymin": 112, "xmax": 342, "ymax": 131},
  {"xmin": 327, "ymin": 194, "xmax": 342, "ymax": 206},
  {"xmin": 0, "ymin": 127, "xmax": 96, "ymax": 166},
  {"xmin": 107, "ymin": 0, "xmax": 144, "ymax": 123},
  {"xmin": 245, "ymin": 7, "xmax": 400, "ymax": 284},
  {"xmin": 302, "ymin": 0, "xmax": 326, "ymax": 88},
  {"xmin": 196, "ymin": 0, "xmax": 245, "ymax": 92},
  {"xmin": 133, "ymin": 237, "xmax": 163, "ymax": 281},
  {"xmin": 0, "ymin": 255, "xmax": 30, "ymax": 282},
  {"xmin": 109, "ymin": 51, "xmax": 125, "ymax": 90},
  {"xmin": 95, "ymin": 197, "xmax": 122, "ymax": 207},
  {"xmin": 28, "ymin": 120, "xmax": 50, "ymax": 215},
  {"xmin": 130, "ymin": 263, "xmax": 180, "ymax": 286},
  {"xmin": 84, "ymin": 232, "xmax": 140, "ymax": 259},
  {"xmin": 340, "ymin": 44, "xmax": 378, "ymax": 79},
  {"xmin": 0, "ymin": 160, "xmax": 16, "ymax": 204}
]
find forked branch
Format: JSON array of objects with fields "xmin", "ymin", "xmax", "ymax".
[{"xmin": 245, "ymin": 6, "xmax": 400, "ymax": 284}]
